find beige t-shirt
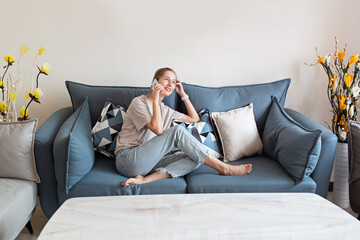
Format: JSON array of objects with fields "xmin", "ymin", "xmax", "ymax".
[{"xmin": 115, "ymin": 95, "xmax": 185, "ymax": 154}]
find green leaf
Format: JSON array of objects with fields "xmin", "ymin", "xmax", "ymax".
[{"xmin": 343, "ymin": 67, "xmax": 348, "ymax": 74}]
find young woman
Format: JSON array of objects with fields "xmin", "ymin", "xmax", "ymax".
[{"xmin": 115, "ymin": 67, "xmax": 252, "ymax": 186}]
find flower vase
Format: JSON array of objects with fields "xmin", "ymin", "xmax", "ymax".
[
  {"xmin": 6, "ymin": 101, "xmax": 17, "ymax": 122},
  {"xmin": 332, "ymin": 142, "xmax": 349, "ymax": 208}
]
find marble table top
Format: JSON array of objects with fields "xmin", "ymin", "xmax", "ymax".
[{"xmin": 38, "ymin": 193, "xmax": 360, "ymax": 240}]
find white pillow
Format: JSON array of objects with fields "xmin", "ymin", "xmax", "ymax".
[
  {"xmin": 211, "ymin": 103, "xmax": 263, "ymax": 162},
  {"xmin": 0, "ymin": 119, "xmax": 40, "ymax": 183}
]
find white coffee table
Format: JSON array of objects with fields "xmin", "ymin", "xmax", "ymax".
[{"xmin": 38, "ymin": 193, "xmax": 360, "ymax": 239}]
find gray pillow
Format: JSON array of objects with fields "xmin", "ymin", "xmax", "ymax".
[
  {"xmin": 53, "ymin": 98, "xmax": 95, "ymax": 193},
  {"xmin": 348, "ymin": 121, "xmax": 360, "ymax": 183},
  {"xmin": 0, "ymin": 119, "xmax": 40, "ymax": 183},
  {"xmin": 262, "ymin": 98, "xmax": 323, "ymax": 184}
]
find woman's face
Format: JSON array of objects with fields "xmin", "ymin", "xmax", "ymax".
[{"xmin": 158, "ymin": 71, "xmax": 177, "ymax": 97}]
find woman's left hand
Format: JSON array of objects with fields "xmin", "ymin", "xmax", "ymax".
[{"xmin": 175, "ymin": 79, "xmax": 186, "ymax": 97}]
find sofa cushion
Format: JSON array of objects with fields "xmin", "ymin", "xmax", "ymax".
[
  {"xmin": 181, "ymin": 78, "xmax": 290, "ymax": 135},
  {"xmin": 0, "ymin": 178, "xmax": 37, "ymax": 240},
  {"xmin": 211, "ymin": 103, "xmax": 263, "ymax": 162},
  {"xmin": 92, "ymin": 98, "xmax": 126, "ymax": 158},
  {"xmin": 54, "ymin": 98, "xmax": 95, "ymax": 193},
  {"xmin": 186, "ymin": 155, "xmax": 317, "ymax": 193},
  {"xmin": 57, "ymin": 153, "xmax": 188, "ymax": 205},
  {"xmin": 0, "ymin": 119, "xmax": 40, "ymax": 183},
  {"xmin": 262, "ymin": 98, "xmax": 322, "ymax": 184},
  {"xmin": 66, "ymin": 81, "xmax": 178, "ymax": 126},
  {"xmin": 172, "ymin": 109, "xmax": 222, "ymax": 158}
]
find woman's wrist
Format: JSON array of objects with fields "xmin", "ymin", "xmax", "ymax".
[
  {"xmin": 181, "ymin": 94, "xmax": 189, "ymax": 101},
  {"xmin": 179, "ymin": 92, "xmax": 187, "ymax": 98}
]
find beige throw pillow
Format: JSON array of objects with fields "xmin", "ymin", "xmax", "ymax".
[
  {"xmin": 0, "ymin": 119, "xmax": 40, "ymax": 183},
  {"xmin": 211, "ymin": 103, "xmax": 263, "ymax": 162}
]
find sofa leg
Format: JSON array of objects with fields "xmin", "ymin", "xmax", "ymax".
[{"xmin": 25, "ymin": 221, "xmax": 33, "ymax": 234}]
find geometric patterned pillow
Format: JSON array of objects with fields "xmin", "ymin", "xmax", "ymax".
[
  {"xmin": 91, "ymin": 98, "xmax": 126, "ymax": 158},
  {"xmin": 172, "ymin": 109, "xmax": 223, "ymax": 159}
]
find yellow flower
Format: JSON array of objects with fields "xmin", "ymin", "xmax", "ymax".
[
  {"xmin": 34, "ymin": 88, "xmax": 43, "ymax": 99},
  {"xmin": 339, "ymin": 95, "xmax": 347, "ymax": 111},
  {"xmin": 340, "ymin": 114, "xmax": 345, "ymax": 126},
  {"xmin": 8, "ymin": 89, "xmax": 18, "ymax": 102},
  {"xmin": 40, "ymin": 63, "xmax": 52, "ymax": 75},
  {"xmin": 37, "ymin": 46, "xmax": 46, "ymax": 56},
  {"xmin": 344, "ymin": 121, "xmax": 349, "ymax": 133},
  {"xmin": 349, "ymin": 54, "xmax": 359, "ymax": 67},
  {"xmin": 20, "ymin": 45, "xmax": 30, "ymax": 55},
  {"xmin": 317, "ymin": 57, "xmax": 324, "ymax": 65},
  {"xmin": 4, "ymin": 55, "xmax": 15, "ymax": 63},
  {"xmin": 0, "ymin": 101, "xmax": 7, "ymax": 112},
  {"xmin": 19, "ymin": 108, "xmax": 28, "ymax": 118},
  {"xmin": 345, "ymin": 74, "xmax": 353, "ymax": 88},
  {"xmin": 25, "ymin": 88, "xmax": 32, "ymax": 100},
  {"xmin": 333, "ymin": 113, "xmax": 338, "ymax": 124},
  {"xmin": 338, "ymin": 52, "xmax": 345, "ymax": 63},
  {"xmin": 0, "ymin": 80, "xmax": 4, "ymax": 88}
]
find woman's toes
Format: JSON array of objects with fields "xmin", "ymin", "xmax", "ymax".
[
  {"xmin": 246, "ymin": 164, "xmax": 252, "ymax": 173},
  {"xmin": 122, "ymin": 175, "xmax": 146, "ymax": 186}
]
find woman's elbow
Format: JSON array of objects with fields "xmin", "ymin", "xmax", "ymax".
[
  {"xmin": 190, "ymin": 115, "xmax": 200, "ymax": 123},
  {"xmin": 146, "ymin": 123, "xmax": 163, "ymax": 135},
  {"xmin": 154, "ymin": 129, "xmax": 163, "ymax": 135}
]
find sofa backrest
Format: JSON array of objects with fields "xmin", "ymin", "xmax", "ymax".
[
  {"xmin": 65, "ymin": 81, "xmax": 178, "ymax": 126},
  {"xmin": 180, "ymin": 79, "xmax": 291, "ymax": 135},
  {"xmin": 65, "ymin": 79, "xmax": 291, "ymax": 133}
]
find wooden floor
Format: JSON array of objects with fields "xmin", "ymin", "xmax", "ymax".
[{"xmin": 15, "ymin": 192, "xmax": 358, "ymax": 240}]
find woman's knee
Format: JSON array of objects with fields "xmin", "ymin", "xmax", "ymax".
[
  {"xmin": 116, "ymin": 156, "xmax": 140, "ymax": 177},
  {"xmin": 117, "ymin": 164, "xmax": 146, "ymax": 178},
  {"xmin": 172, "ymin": 124, "xmax": 188, "ymax": 135}
]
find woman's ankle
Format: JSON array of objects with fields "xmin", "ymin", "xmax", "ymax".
[{"xmin": 204, "ymin": 155, "xmax": 230, "ymax": 175}]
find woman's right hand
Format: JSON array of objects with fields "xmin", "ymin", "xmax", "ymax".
[{"xmin": 149, "ymin": 83, "xmax": 164, "ymax": 102}]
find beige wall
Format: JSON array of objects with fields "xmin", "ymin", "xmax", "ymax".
[{"xmin": 1, "ymin": 0, "xmax": 360, "ymax": 128}]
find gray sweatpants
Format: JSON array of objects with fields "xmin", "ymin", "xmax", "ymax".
[{"xmin": 115, "ymin": 125, "xmax": 210, "ymax": 178}]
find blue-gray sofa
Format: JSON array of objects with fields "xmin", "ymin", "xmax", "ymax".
[{"xmin": 35, "ymin": 79, "xmax": 337, "ymax": 218}]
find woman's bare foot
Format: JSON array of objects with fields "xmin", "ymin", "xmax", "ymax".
[
  {"xmin": 121, "ymin": 175, "xmax": 146, "ymax": 186},
  {"xmin": 221, "ymin": 164, "xmax": 252, "ymax": 176},
  {"xmin": 203, "ymin": 155, "xmax": 252, "ymax": 176}
]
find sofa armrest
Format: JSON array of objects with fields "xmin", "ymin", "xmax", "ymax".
[
  {"xmin": 285, "ymin": 108, "xmax": 337, "ymax": 198},
  {"xmin": 35, "ymin": 107, "xmax": 73, "ymax": 218}
]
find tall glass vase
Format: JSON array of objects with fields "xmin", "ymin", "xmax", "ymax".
[{"xmin": 332, "ymin": 142, "xmax": 349, "ymax": 208}]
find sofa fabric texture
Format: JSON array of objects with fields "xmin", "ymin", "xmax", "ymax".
[
  {"xmin": 186, "ymin": 155, "xmax": 317, "ymax": 193},
  {"xmin": 66, "ymin": 81, "xmax": 178, "ymax": 126},
  {"xmin": 180, "ymin": 79, "xmax": 290, "ymax": 135},
  {"xmin": 53, "ymin": 98, "xmax": 95, "ymax": 193},
  {"xmin": 0, "ymin": 179, "xmax": 37, "ymax": 240},
  {"xmin": 0, "ymin": 119, "xmax": 40, "ymax": 183},
  {"xmin": 262, "ymin": 98, "xmax": 323, "ymax": 184},
  {"xmin": 35, "ymin": 79, "xmax": 337, "ymax": 218}
]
